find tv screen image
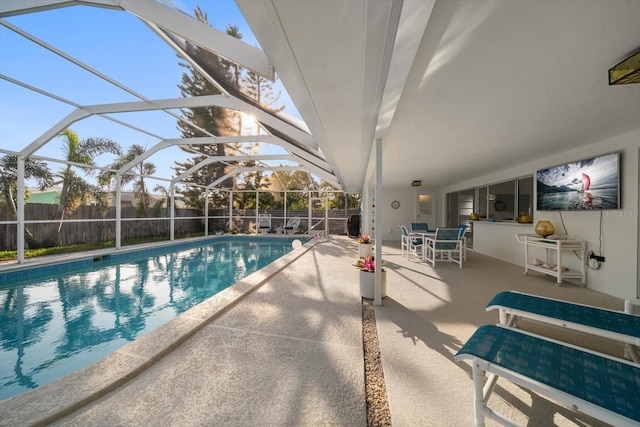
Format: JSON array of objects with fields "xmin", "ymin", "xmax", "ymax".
[{"xmin": 536, "ymin": 152, "xmax": 620, "ymax": 210}]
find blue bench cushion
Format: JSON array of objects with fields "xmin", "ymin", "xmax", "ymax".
[
  {"xmin": 487, "ymin": 291, "xmax": 640, "ymax": 340},
  {"xmin": 456, "ymin": 325, "xmax": 640, "ymax": 422}
]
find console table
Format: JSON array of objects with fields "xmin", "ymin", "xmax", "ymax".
[{"xmin": 519, "ymin": 234, "xmax": 587, "ymax": 286}]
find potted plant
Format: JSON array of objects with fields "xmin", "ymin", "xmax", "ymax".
[
  {"xmin": 354, "ymin": 256, "xmax": 387, "ymax": 299},
  {"xmin": 357, "ymin": 234, "xmax": 373, "ymax": 257}
]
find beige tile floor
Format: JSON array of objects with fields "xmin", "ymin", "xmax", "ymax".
[{"xmin": 0, "ymin": 236, "xmax": 628, "ymax": 426}]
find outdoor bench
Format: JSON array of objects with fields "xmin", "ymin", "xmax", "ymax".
[
  {"xmin": 455, "ymin": 324, "xmax": 640, "ymax": 427},
  {"xmin": 486, "ymin": 290, "xmax": 640, "ymax": 363}
]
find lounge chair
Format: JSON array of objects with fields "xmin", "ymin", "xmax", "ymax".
[
  {"xmin": 486, "ymin": 290, "xmax": 640, "ymax": 363},
  {"xmin": 455, "ymin": 325, "xmax": 640, "ymax": 427},
  {"xmin": 284, "ymin": 217, "xmax": 300, "ymax": 234},
  {"xmin": 257, "ymin": 214, "xmax": 271, "ymax": 234}
]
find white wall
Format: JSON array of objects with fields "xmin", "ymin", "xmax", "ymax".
[
  {"xmin": 435, "ymin": 129, "xmax": 640, "ymax": 300},
  {"xmin": 472, "ymin": 222, "xmax": 533, "ymax": 265},
  {"xmin": 378, "ymin": 187, "xmax": 435, "ymax": 241}
]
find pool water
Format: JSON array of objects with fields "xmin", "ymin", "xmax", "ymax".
[{"xmin": 0, "ymin": 237, "xmax": 299, "ymax": 400}]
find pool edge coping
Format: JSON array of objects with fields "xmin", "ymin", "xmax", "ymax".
[{"xmin": 0, "ymin": 236, "xmax": 321, "ymax": 427}]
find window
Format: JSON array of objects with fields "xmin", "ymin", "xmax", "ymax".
[
  {"xmin": 458, "ymin": 189, "xmax": 474, "ymax": 223},
  {"xmin": 489, "ymin": 180, "xmax": 516, "ymax": 220},
  {"xmin": 446, "ymin": 189, "xmax": 474, "ymax": 226},
  {"xmin": 517, "ymin": 176, "xmax": 533, "ymax": 218},
  {"xmin": 478, "ymin": 187, "xmax": 488, "ymax": 219},
  {"xmin": 446, "ymin": 174, "xmax": 533, "ymax": 225},
  {"xmin": 418, "ymin": 193, "xmax": 433, "ymax": 215}
]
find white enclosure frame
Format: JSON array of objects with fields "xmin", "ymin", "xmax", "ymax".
[{"xmin": 0, "ymin": 0, "xmax": 345, "ymax": 263}]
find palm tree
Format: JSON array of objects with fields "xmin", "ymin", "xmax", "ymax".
[
  {"xmin": 152, "ymin": 184, "xmax": 172, "ymax": 217},
  {"xmin": 52, "ymin": 129, "xmax": 121, "ymax": 243},
  {"xmin": 98, "ymin": 144, "xmax": 157, "ymax": 217},
  {"xmin": 0, "ymin": 154, "xmax": 54, "ymax": 248}
]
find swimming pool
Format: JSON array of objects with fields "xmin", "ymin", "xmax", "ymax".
[{"xmin": 0, "ymin": 236, "xmax": 305, "ymax": 400}]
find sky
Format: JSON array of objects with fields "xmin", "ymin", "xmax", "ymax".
[{"xmin": 0, "ymin": 0, "xmax": 301, "ymax": 189}]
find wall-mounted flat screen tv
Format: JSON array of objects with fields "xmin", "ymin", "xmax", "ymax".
[{"xmin": 536, "ymin": 152, "xmax": 621, "ymax": 210}]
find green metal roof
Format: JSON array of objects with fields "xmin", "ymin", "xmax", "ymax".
[{"xmin": 26, "ymin": 191, "xmax": 60, "ymax": 205}]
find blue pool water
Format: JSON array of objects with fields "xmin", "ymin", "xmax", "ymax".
[{"xmin": 0, "ymin": 236, "xmax": 302, "ymax": 400}]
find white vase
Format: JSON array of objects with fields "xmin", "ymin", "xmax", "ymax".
[
  {"xmin": 359, "ymin": 270, "xmax": 387, "ymax": 300},
  {"xmin": 358, "ymin": 243, "xmax": 373, "ymax": 258}
]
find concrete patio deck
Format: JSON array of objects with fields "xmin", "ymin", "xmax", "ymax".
[{"xmin": 0, "ymin": 236, "xmax": 626, "ymax": 426}]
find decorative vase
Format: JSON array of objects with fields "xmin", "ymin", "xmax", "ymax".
[
  {"xmin": 517, "ymin": 214, "xmax": 531, "ymax": 223},
  {"xmin": 535, "ymin": 220, "xmax": 555, "ymax": 238},
  {"xmin": 359, "ymin": 243, "xmax": 373, "ymax": 258},
  {"xmin": 359, "ymin": 270, "xmax": 387, "ymax": 300}
]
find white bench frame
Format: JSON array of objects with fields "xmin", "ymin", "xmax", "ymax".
[{"xmin": 456, "ymin": 325, "xmax": 640, "ymax": 427}]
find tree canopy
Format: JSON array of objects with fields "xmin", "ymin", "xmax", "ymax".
[
  {"xmin": 98, "ymin": 144, "xmax": 157, "ymax": 217},
  {"xmin": 173, "ymin": 8, "xmax": 286, "ymax": 210}
]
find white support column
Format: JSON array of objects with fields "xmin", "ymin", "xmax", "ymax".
[
  {"xmin": 361, "ymin": 183, "xmax": 372, "ymax": 237},
  {"xmin": 284, "ymin": 191, "xmax": 288, "ymax": 224},
  {"xmin": 170, "ymin": 184, "xmax": 175, "ymax": 241},
  {"xmin": 115, "ymin": 175, "xmax": 122, "ymax": 249},
  {"xmin": 374, "ymin": 138, "xmax": 383, "ymax": 306},
  {"xmin": 308, "ymin": 191, "xmax": 312, "ymax": 233},
  {"xmin": 204, "ymin": 189, "xmax": 209, "ymax": 236},
  {"xmin": 17, "ymin": 157, "xmax": 25, "ymax": 264},
  {"xmin": 229, "ymin": 190, "xmax": 234, "ymax": 230},
  {"xmin": 344, "ymin": 192, "xmax": 348, "ymax": 235},
  {"xmin": 324, "ymin": 195, "xmax": 328, "ymax": 234}
]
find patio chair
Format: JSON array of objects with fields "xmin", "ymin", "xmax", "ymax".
[
  {"xmin": 284, "ymin": 217, "xmax": 300, "ymax": 234},
  {"xmin": 410, "ymin": 222, "xmax": 435, "ymax": 233},
  {"xmin": 257, "ymin": 214, "xmax": 271, "ymax": 234},
  {"xmin": 399, "ymin": 224, "xmax": 423, "ymax": 259},
  {"xmin": 424, "ymin": 227, "xmax": 463, "ymax": 268},
  {"xmin": 457, "ymin": 224, "xmax": 469, "ymax": 261}
]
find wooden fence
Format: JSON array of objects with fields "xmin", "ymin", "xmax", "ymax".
[
  {"xmin": 0, "ymin": 204, "xmax": 360, "ymax": 251},
  {"xmin": 0, "ymin": 204, "xmax": 202, "ymax": 251}
]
